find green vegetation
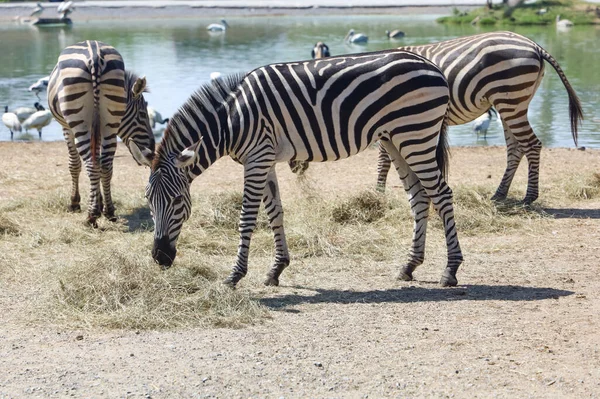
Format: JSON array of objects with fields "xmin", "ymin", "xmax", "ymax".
[{"xmin": 438, "ymin": 1, "xmax": 599, "ymax": 26}]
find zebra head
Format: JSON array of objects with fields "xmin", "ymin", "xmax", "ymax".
[
  {"xmin": 119, "ymin": 72, "xmax": 155, "ymax": 163},
  {"xmin": 133, "ymin": 139, "xmax": 203, "ymax": 268}
]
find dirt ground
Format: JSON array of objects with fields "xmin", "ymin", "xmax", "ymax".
[{"xmin": 1, "ymin": 142, "xmax": 600, "ymax": 398}]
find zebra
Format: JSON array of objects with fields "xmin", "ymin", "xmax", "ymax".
[
  {"xmin": 129, "ymin": 49, "xmax": 464, "ymax": 287},
  {"xmin": 288, "ymin": 41, "xmax": 331, "ymax": 176},
  {"xmin": 292, "ymin": 32, "xmax": 583, "ymax": 204},
  {"xmin": 48, "ymin": 40, "xmax": 155, "ymax": 227}
]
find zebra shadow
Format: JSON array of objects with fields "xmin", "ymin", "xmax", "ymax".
[
  {"xmin": 259, "ymin": 285, "xmax": 573, "ymax": 310},
  {"xmin": 540, "ymin": 208, "xmax": 600, "ymax": 219},
  {"xmin": 492, "ymin": 200, "xmax": 600, "ymax": 220},
  {"xmin": 121, "ymin": 206, "xmax": 153, "ymax": 232}
]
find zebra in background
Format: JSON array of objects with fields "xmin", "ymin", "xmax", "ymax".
[
  {"xmin": 377, "ymin": 31, "xmax": 583, "ymax": 204},
  {"xmin": 48, "ymin": 40, "xmax": 155, "ymax": 226},
  {"xmin": 288, "ymin": 41, "xmax": 331, "ymax": 176},
  {"xmin": 290, "ymin": 32, "xmax": 583, "ymax": 204},
  {"xmin": 130, "ymin": 50, "xmax": 464, "ymax": 287}
]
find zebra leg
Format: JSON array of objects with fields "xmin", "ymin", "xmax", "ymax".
[
  {"xmin": 376, "ymin": 142, "xmax": 392, "ymax": 192},
  {"xmin": 491, "ymin": 120, "xmax": 524, "ymax": 201},
  {"xmin": 380, "ymin": 140, "xmax": 429, "ymax": 281},
  {"xmin": 63, "ymin": 128, "xmax": 82, "ymax": 212},
  {"xmin": 394, "ymin": 143, "xmax": 463, "ymax": 286},
  {"xmin": 224, "ymin": 144, "xmax": 276, "ymax": 287},
  {"xmin": 81, "ymin": 144, "xmax": 103, "ymax": 227},
  {"xmin": 100, "ymin": 134, "xmax": 118, "ymax": 222},
  {"xmin": 263, "ymin": 167, "xmax": 290, "ymax": 287}
]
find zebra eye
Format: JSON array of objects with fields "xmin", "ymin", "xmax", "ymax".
[{"xmin": 173, "ymin": 195, "xmax": 183, "ymax": 205}]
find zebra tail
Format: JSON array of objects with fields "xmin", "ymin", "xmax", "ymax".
[
  {"xmin": 90, "ymin": 60, "xmax": 101, "ymax": 166},
  {"xmin": 436, "ymin": 109, "xmax": 450, "ymax": 181},
  {"xmin": 539, "ymin": 47, "xmax": 583, "ymax": 147}
]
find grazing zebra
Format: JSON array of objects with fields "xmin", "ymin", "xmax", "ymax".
[
  {"xmin": 376, "ymin": 31, "xmax": 583, "ymax": 204},
  {"xmin": 48, "ymin": 40, "xmax": 155, "ymax": 226},
  {"xmin": 130, "ymin": 49, "xmax": 464, "ymax": 287}
]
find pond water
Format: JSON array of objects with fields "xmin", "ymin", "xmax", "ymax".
[{"xmin": 1, "ymin": 14, "xmax": 599, "ymax": 147}]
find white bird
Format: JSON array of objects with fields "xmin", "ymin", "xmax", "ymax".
[
  {"xmin": 207, "ymin": 19, "xmax": 228, "ymax": 32},
  {"xmin": 210, "ymin": 71, "xmax": 223, "ymax": 81},
  {"xmin": 536, "ymin": 8, "xmax": 548, "ymax": 15},
  {"xmin": 473, "ymin": 108, "xmax": 497, "ymax": 139},
  {"xmin": 28, "ymin": 76, "xmax": 50, "ymax": 100},
  {"xmin": 57, "ymin": 1, "xmax": 74, "ymax": 19},
  {"xmin": 3, "ymin": 106, "xmax": 22, "ymax": 139},
  {"xmin": 386, "ymin": 29, "xmax": 405, "ymax": 39},
  {"xmin": 344, "ymin": 29, "xmax": 368, "ymax": 44},
  {"xmin": 147, "ymin": 107, "xmax": 169, "ymax": 129},
  {"xmin": 14, "ymin": 102, "xmax": 45, "ymax": 123},
  {"xmin": 556, "ymin": 15, "xmax": 574, "ymax": 28},
  {"xmin": 30, "ymin": 2, "xmax": 44, "ymax": 18},
  {"xmin": 22, "ymin": 109, "xmax": 53, "ymax": 138}
]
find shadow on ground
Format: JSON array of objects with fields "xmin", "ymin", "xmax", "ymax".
[
  {"xmin": 260, "ymin": 285, "xmax": 574, "ymax": 310},
  {"xmin": 121, "ymin": 206, "xmax": 153, "ymax": 232},
  {"xmin": 541, "ymin": 208, "xmax": 600, "ymax": 219}
]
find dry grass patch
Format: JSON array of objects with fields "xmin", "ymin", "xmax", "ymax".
[
  {"xmin": 331, "ymin": 190, "xmax": 387, "ymax": 224},
  {"xmin": 563, "ymin": 172, "xmax": 600, "ymax": 200},
  {"xmin": 54, "ymin": 249, "xmax": 267, "ymax": 329}
]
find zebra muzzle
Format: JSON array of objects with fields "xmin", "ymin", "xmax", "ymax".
[{"xmin": 152, "ymin": 237, "xmax": 176, "ymax": 269}]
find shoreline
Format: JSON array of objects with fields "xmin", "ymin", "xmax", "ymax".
[{"xmin": 0, "ymin": 1, "xmax": 487, "ymax": 21}]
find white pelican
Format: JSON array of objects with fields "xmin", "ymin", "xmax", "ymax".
[
  {"xmin": 386, "ymin": 29, "xmax": 405, "ymax": 39},
  {"xmin": 3, "ymin": 106, "xmax": 22, "ymax": 139},
  {"xmin": 147, "ymin": 107, "xmax": 169, "ymax": 129},
  {"xmin": 473, "ymin": 108, "xmax": 497, "ymax": 139},
  {"xmin": 14, "ymin": 102, "xmax": 45, "ymax": 123},
  {"xmin": 344, "ymin": 29, "xmax": 368, "ymax": 44},
  {"xmin": 22, "ymin": 109, "xmax": 53, "ymax": 138},
  {"xmin": 30, "ymin": 2, "xmax": 44, "ymax": 18},
  {"xmin": 556, "ymin": 15, "xmax": 574, "ymax": 28},
  {"xmin": 57, "ymin": 1, "xmax": 74, "ymax": 19},
  {"xmin": 28, "ymin": 76, "xmax": 50, "ymax": 100},
  {"xmin": 311, "ymin": 42, "xmax": 330, "ymax": 59},
  {"xmin": 207, "ymin": 19, "xmax": 228, "ymax": 32}
]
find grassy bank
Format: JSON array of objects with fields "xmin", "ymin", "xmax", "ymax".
[{"xmin": 438, "ymin": 0, "xmax": 600, "ymax": 26}]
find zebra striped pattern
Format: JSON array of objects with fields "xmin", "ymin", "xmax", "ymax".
[
  {"xmin": 376, "ymin": 31, "xmax": 583, "ymax": 204},
  {"xmin": 48, "ymin": 40, "xmax": 154, "ymax": 226},
  {"xmin": 132, "ymin": 49, "xmax": 464, "ymax": 287}
]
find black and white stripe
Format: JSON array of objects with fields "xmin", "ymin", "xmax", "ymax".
[
  {"xmin": 48, "ymin": 40, "xmax": 154, "ymax": 226},
  {"xmin": 376, "ymin": 31, "xmax": 583, "ymax": 204},
  {"xmin": 132, "ymin": 49, "xmax": 464, "ymax": 287}
]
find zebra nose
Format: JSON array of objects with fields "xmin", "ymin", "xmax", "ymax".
[{"xmin": 152, "ymin": 236, "xmax": 176, "ymax": 269}]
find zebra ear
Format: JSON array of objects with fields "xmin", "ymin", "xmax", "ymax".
[
  {"xmin": 175, "ymin": 138, "xmax": 203, "ymax": 169},
  {"xmin": 132, "ymin": 76, "xmax": 147, "ymax": 99},
  {"xmin": 128, "ymin": 141, "xmax": 153, "ymax": 167}
]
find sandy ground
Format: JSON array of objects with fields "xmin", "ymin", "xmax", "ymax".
[{"xmin": 1, "ymin": 142, "xmax": 600, "ymax": 398}]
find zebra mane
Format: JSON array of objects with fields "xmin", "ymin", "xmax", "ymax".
[
  {"xmin": 158, "ymin": 72, "xmax": 246, "ymax": 159},
  {"xmin": 124, "ymin": 70, "xmax": 149, "ymax": 101}
]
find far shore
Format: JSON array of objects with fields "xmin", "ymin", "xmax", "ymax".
[{"xmin": 0, "ymin": 2, "xmax": 481, "ymax": 22}]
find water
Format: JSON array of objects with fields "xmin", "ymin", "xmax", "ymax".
[{"xmin": 1, "ymin": 14, "xmax": 599, "ymax": 147}]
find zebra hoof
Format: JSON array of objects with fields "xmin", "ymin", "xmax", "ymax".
[
  {"xmin": 521, "ymin": 196, "xmax": 537, "ymax": 206},
  {"xmin": 440, "ymin": 269, "xmax": 458, "ymax": 287},
  {"xmin": 68, "ymin": 204, "xmax": 81, "ymax": 213},
  {"xmin": 491, "ymin": 192, "xmax": 507, "ymax": 202},
  {"xmin": 85, "ymin": 217, "xmax": 98, "ymax": 229},
  {"xmin": 264, "ymin": 276, "xmax": 280, "ymax": 286},
  {"xmin": 398, "ymin": 269, "xmax": 413, "ymax": 281},
  {"xmin": 104, "ymin": 212, "xmax": 118, "ymax": 222}
]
